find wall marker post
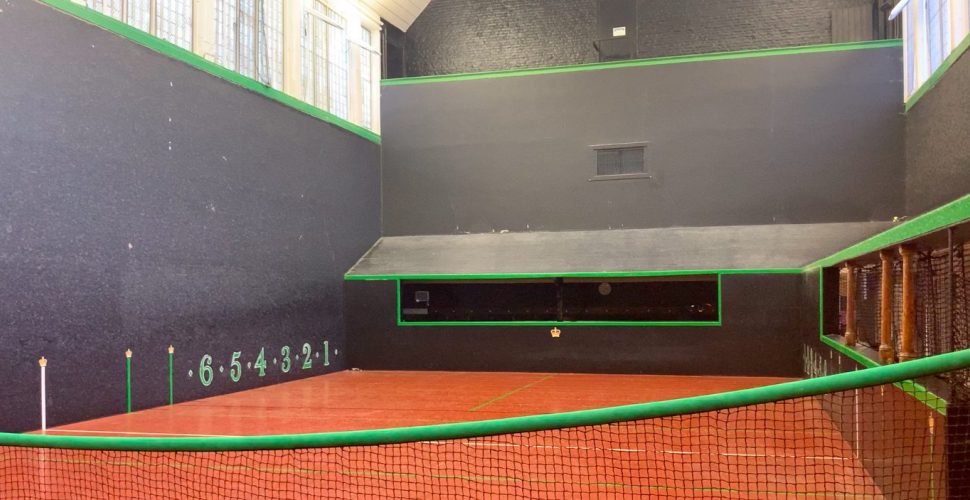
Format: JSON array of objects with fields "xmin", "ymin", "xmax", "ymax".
[
  {"xmin": 125, "ymin": 349, "xmax": 132, "ymax": 413},
  {"xmin": 168, "ymin": 345, "xmax": 174, "ymax": 405},
  {"xmin": 39, "ymin": 357, "xmax": 47, "ymax": 432}
]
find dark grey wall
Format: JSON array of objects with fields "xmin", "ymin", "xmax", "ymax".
[
  {"xmin": 382, "ymin": 47, "xmax": 904, "ymax": 236},
  {"xmin": 404, "ymin": 0, "xmax": 875, "ymax": 77},
  {"xmin": 346, "ymin": 274, "xmax": 805, "ymax": 377},
  {"xmin": 0, "ymin": 0, "xmax": 380, "ymax": 432},
  {"xmin": 904, "ymin": 51, "xmax": 970, "ymax": 215}
]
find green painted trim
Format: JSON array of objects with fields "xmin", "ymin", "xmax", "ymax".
[
  {"xmin": 820, "ymin": 336, "xmax": 946, "ymax": 414},
  {"xmin": 37, "ymin": 0, "xmax": 380, "ymax": 145},
  {"xmin": 4, "ymin": 347, "xmax": 969, "ymax": 451},
  {"xmin": 346, "ymin": 268, "xmax": 803, "ymax": 281},
  {"xmin": 905, "ymin": 33, "xmax": 970, "ymax": 113},
  {"xmin": 382, "ymin": 40, "xmax": 901, "ymax": 87},
  {"xmin": 125, "ymin": 356, "xmax": 132, "ymax": 414},
  {"xmin": 394, "ymin": 274, "xmax": 724, "ymax": 327},
  {"xmin": 807, "ymin": 194, "xmax": 970, "ymax": 269},
  {"xmin": 399, "ymin": 320, "xmax": 721, "ymax": 327}
]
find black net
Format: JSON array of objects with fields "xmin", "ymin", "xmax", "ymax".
[{"xmin": 0, "ymin": 380, "xmax": 962, "ymax": 498}]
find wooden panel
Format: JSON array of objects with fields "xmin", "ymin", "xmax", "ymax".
[{"xmin": 832, "ymin": 4, "xmax": 874, "ymax": 43}]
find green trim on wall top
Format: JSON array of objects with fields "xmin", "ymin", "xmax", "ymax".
[
  {"xmin": 394, "ymin": 275, "xmax": 724, "ymax": 327},
  {"xmin": 905, "ymin": 33, "xmax": 970, "ymax": 113},
  {"xmin": 4, "ymin": 347, "xmax": 968, "ymax": 451},
  {"xmin": 346, "ymin": 268, "xmax": 803, "ymax": 281},
  {"xmin": 37, "ymin": 0, "xmax": 380, "ymax": 145},
  {"xmin": 807, "ymin": 194, "xmax": 970, "ymax": 269},
  {"xmin": 382, "ymin": 40, "xmax": 902, "ymax": 86}
]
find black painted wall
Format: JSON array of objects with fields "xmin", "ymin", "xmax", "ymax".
[
  {"xmin": 347, "ymin": 274, "xmax": 805, "ymax": 376},
  {"xmin": 382, "ymin": 46, "xmax": 904, "ymax": 236},
  {"xmin": 0, "ymin": 1, "xmax": 380, "ymax": 432},
  {"xmin": 404, "ymin": 0, "xmax": 876, "ymax": 77},
  {"xmin": 904, "ymin": 51, "xmax": 970, "ymax": 215}
]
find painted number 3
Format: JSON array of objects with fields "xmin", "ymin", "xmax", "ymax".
[{"xmin": 281, "ymin": 345, "xmax": 291, "ymax": 373}]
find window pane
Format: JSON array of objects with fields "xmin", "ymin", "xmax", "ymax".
[
  {"xmin": 327, "ymin": 12, "xmax": 349, "ymax": 119},
  {"xmin": 361, "ymin": 27, "xmax": 373, "ymax": 129},
  {"xmin": 906, "ymin": 2, "xmax": 917, "ymax": 96},
  {"xmin": 87, "ymin": 0, "xmax": 124, "ymax": 21},
  {"xmin": 215, "ymin": 0, "xmax": 239, "ymax": 73},
  {"xmin": 127, "ymin": 0, "xmax": 152, "ymax": 32},
  {"xmin": 157, "ymin": 0, "xmax": 193, "ymax": 50},
  {"xmin": 258, "ymin": 0, "xmax": 284, "ymax": 89}
]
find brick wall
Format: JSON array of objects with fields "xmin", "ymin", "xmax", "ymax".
[{"xmin": 404, "ymin": 0, "xmax": 875, "ymax": 76}]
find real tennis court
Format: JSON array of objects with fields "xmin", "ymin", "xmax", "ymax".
[{"xmin": 3, "ymin": 0, "xmax": 970, "ymax": 498}]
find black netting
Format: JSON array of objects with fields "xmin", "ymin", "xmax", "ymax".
[{"xmin": 855, "ymin": 264, "xmax": 882, "ymax": 349}]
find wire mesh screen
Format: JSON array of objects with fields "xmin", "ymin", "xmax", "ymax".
[
  {"xmin": 302, "ymin": 3, "xmax": 346, "ymax": 115},
  {"xmin": 215, "ymin": 0, "xmax": 282, "ymax": 87},
  {"xmin": 125, "ymin": 0, "xmax": 152, "ymax": 32},
  {"xmin": 855, "ymin": 264, "xmax": 882, "ymax": 349},
  {"xmin": 156, "ymin": 0, "xmax": 193, "ymax": 51},
  {"xmin": 958, "ymin": 244, "xmax": 970, "ymax": 360},
  {"xmin": 86, "ymin": 0, "xmax": 124, "ymax": 21},
  {"xmin": 839, "ymin": 236, "xmax": 970, "ymax": 364},
  {"xmin": 0, "ymin": 382, "xmax": 955, "ymax": 498}
]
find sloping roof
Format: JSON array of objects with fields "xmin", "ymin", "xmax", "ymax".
[
  {"xmin": 346, "ymin": 222, "xmax": 893, "ymax": 278},
  {"xmin": 361, "ymin": 0, "xmax": 432, "ymax": 30}
]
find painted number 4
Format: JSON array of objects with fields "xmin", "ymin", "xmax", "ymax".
[{"xmin": 254, "ymin": 348, "xmax": 267, "ymax": 377}]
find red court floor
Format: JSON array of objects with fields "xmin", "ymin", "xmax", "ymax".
[
  {"xmin": 19, "ymin": 371, "xmax": 906, "ymax": 498},
  {"xmin": 46, "ymin": 370, "xmax": 796, "ymax": 437}
]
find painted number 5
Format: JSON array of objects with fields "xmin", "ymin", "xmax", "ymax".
[{"xmin": 230, "ymin": 351, "xmax": 242, "ymax": 382}]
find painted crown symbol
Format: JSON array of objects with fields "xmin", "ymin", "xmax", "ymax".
[{"xmin": 550, "ymin": 327, "xmax": 561, "ymax": 338}]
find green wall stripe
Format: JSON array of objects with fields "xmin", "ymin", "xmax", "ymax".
[
  {"xmin": 382, "ymin": 40, "xmax": 902, "ymax": 87},
  {"xmin": 37, "ymin": 0, "xmax": 380, "ymax": 145},
  {"xmin": 346, "ymin": 268, "xmax": 803, "ymax": 281},
  {"xmin": 807, "ymin": 194, "xmax": 970, "ymax": 269},
  {"xmin": 3, "ymin": 347, "xmax": 968, "ymax": 451},
  {"xmin": 905, "ymin": 32, "xmax": 970, "ymax": 113},
  {"xmin": 819, "ymin": 337, "xmax": 946, "ymax": 414}
]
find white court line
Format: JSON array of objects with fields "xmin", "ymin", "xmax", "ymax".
[{"xmin": 43, "ymin": 429, "xmax": 243, "ymax": 438}]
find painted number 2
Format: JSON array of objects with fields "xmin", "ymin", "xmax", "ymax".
[{"xmin": 302, "ymin": 343, "xmax": 312, "ymax": 370}]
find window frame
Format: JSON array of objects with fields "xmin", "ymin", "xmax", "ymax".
[{"xmin": 588, "ymin": 142, "xmax": 653, "ymax": 182}]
